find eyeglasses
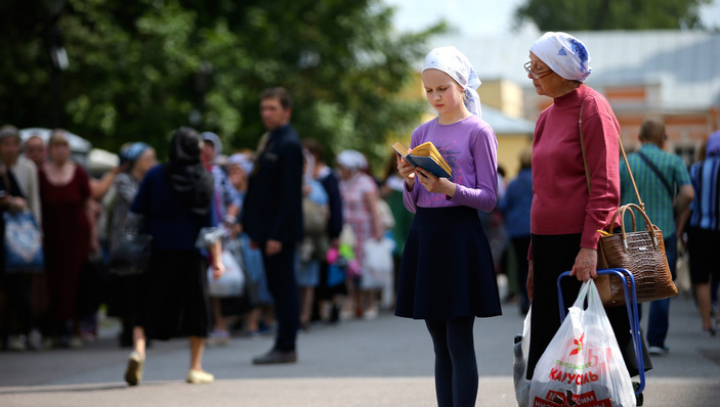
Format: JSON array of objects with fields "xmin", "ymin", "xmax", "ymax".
[{"xmin": 524, "ymin": 61, "xmax": 553, "ymax": 80}]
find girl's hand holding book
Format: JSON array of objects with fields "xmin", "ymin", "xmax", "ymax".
[
  {"xmin": 396, "ymin": 149, "xmax": 416, "ymax": 190},
  {"xmin": 415, "ymin": 167, "xmax": 456, "ymax": 197}
]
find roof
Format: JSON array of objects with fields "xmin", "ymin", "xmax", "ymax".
[
  {"xmin": 421, "ymin": 104, "xmax": 535, "ymax": 135},
  {"xmin": 428, "ymin": 30, "xmax": 720, "ymax": 111},
  {"xmin": 480, "ymin": 105, "xmax": 535, "ymax": 135}
]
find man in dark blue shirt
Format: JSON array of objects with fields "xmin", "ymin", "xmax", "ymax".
[{"xmin": 240, "ymin": 88, "xmax": 303, "ymax": 364}]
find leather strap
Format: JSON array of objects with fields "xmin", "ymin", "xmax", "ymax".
[{"xmin": 578, "ymin": 97, "xmax": 644, "ymax": 211}]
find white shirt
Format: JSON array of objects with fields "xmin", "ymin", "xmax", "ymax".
[{"xmin": 11, "ymin": 155, "xmax": 42, "ymax": 225}]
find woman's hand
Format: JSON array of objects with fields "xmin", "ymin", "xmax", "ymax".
[
  {"xmin": 396, "ymin": 152, "xmax": 416, "ymax": 190},
  {"xmin": 415, "ymin": 167, "xmax": 457, "ymax": 197},
  {"xmin": 526, "ymin": 260, "xmax": 534, "ymax": 300},
  {"xmin": 570, "ymin": 247, "xmax": 598, "ymax": 281},
  {"xmin": 8, "ymin": 197, "xmax": 27, "ymax": 212},
  {"xmin": 374, "ymin": 227, "xmax": 384, "ymax": 241},
  {"xmin": 266, "ymin": 239, "xmax": 282, "ymax": 256},
  {"xmin": 212, "ymin": 260, "xmax": 226, "ymax": 280}
]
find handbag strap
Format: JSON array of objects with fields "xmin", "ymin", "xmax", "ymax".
[
  {"xmin": 578, "ymin": 97, "xmax": 645, "ymax": 211},
  {"xmin": 609, "ymin": 203, "xmax": 660, "ymax": 251}
]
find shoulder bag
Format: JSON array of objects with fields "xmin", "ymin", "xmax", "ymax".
[
  {"xmin": 108, "ymin": 215, "xmax": 152, "ymax": 276},
  {"xmin": 1, "ymin": 166, "xmax": 44, "ymax": 273},
  {"xmin": 578, "ymin": 98, "xmax": 678, "ymax": 306}
]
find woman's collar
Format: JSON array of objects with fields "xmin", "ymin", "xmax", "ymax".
[{"xmin": 552, "ymin": 83, "xmax": 586, "ymax": 106}]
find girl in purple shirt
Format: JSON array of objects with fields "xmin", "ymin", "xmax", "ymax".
[{"xmin": 395, "ymin": 46, "xmax": 501, "ymax": 407}]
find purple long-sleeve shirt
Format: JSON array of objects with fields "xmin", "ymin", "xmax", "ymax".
[{"xmin": 403, "ymin": 115, "xmax": 498, "ymax": 213}]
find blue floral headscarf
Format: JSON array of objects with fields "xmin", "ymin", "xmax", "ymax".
[{"xmin": 530, "ymin": 32, "xmax": 592, "ymax": 82}]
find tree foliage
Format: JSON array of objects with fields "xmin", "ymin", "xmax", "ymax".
[
  {"xmin": 514, "ymin": 0, "xmax": 712, "ymax": 32},
  {"xmin": 0, "ymin": 0, "xmax": 443, "ymax": 164}
]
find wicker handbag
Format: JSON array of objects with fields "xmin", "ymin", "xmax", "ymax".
[{"xmin": 579, "ymin": 99, "xmax": 678, "ymax": 306}]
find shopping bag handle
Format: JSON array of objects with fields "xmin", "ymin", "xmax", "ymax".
[{"xmin": 556, "ymin": 269, "xmax": 645, "ymax": 396}]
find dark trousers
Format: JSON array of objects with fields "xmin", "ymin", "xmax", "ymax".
[
  {"xmin": 511, "ymin": 236, "xmax": 531, "ymax": 315},
  {"xmin": 425, "ymin": 317, "xmax": 478, "ymax": 407},
  {"xmin": 0, "ymin": 273, "xmax": 34, "ymax": 336},
  {"xmin": 262, "ymin": 245, "xmax": 300, "ymax": 352},
  {"xmin": 527, "ymin": 233, "xmax": 652, "ymax": 380}
]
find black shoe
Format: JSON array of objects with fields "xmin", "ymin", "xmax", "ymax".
[
  {"xmin": 329, "ymin": 306, "xmax": 340, "ymax": 324},
  {"xmin": 252, "ymin": 349, "xmax": 298, "ymax": 365}
]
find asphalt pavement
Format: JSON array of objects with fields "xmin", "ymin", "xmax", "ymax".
[{"xmin": 1, "ymin": 293, "xmax": 719, "ymax": 406}]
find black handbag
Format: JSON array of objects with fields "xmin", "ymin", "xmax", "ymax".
[{"xmin": 108, "ymin": 233, "xmax": 152, "ymax": 275}]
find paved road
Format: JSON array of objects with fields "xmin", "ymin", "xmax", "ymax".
[{"xmin": 1, "ymin": 294, "xmax": 719, "ymax": 406}]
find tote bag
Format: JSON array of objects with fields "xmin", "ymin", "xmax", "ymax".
[{"xmin": 4, "ymin": 211, "xmax": 44, "ymax": 273}]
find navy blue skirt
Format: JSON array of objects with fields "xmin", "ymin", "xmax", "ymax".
[{"xmin": 395, "ymin": 206, "xmax": 502, "ymax": 320}]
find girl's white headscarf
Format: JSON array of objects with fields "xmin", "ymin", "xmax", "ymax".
[
  {"xmin": 530, "ymin": 32, "xmax": 592, "ymax": 82},
  {"xmin": 422, "ymin": 46, "xmax": 482, "ymax": 118}
]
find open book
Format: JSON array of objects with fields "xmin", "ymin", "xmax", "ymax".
[{"xmin": 392, "ymin": 141, "xmax": 452, "ymax": 178}]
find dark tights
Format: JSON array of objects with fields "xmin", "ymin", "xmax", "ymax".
[{"xmin": 425, "ymin": 317, "xmax": 478, "ymax": 407}]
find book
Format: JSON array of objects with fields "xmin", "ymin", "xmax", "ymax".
[{"xmin": 391, "ymin": 141, "xmax": 452, "ymax": 178}]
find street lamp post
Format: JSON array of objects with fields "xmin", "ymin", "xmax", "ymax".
[
  {"xmin": 47, "ymin": 0, "xmax": 68, "ymax": 128},
  {"xmin": 190, "ymin": 61, "xmax": 213, "ymax": 128}
]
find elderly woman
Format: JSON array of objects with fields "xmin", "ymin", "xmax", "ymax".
[
  {"xmin": 107, "ymin": 142, "xmax": 156, "ymax": 347},
  {"xmin": 39, "ymin": 129, "xmax": 92, "ymax": 348},
  {"xmin": 337, "ymin": 150, "xmax": 383, "ymax": 320},
  {"xmin": 524, "ymin": 32, "xmax": 651, "ymax": 388}
]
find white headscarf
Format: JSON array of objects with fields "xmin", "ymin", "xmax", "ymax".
[
  {"xmin": 200, "ymin": 131, "xmax": 223, "ymax": 158},
  {"xmin": 530, "ymin": 32, "xmax": 592, "ymax": 83},
  {"xmin": 422, "ymin": 46, "xmax": 482, "ymax": 118},
  {"xmin": 336, "ymin": 150, "xmax": 367, "ymax": 172},
  {"xmin": 227, "ymin": 153, "xmax": 253, "ymax": 175}
]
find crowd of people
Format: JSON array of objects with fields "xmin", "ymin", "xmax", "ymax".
[
  {"xmin": 0, "ymin": 87, "xmax": 409, "ymax": 383},
  {"xmin": 0, "ymin": 30, "xmax": 719, "ymax": 406}
]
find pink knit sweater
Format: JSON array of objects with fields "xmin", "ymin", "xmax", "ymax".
[{"xmin": 531, "ymin": 84, "xmax": 620, "ymax": 253}]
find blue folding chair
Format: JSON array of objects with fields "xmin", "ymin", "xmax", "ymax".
[{"xmin": 556, "ymin": 268, "xmax": 645, "ymax": 396}]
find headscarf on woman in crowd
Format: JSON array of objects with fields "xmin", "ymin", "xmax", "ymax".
[{"xmin": 164, "ymin": 127, "xmax": 214, "ymax": 217}]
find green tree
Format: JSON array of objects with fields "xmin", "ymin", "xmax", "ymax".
[
  {"xmin": 0, "ymin": 0, "xmax": 443, "ymax": 166},
  {"xmin": 514, "ymin": 0, "xmax": 711, "ymax": 32}
]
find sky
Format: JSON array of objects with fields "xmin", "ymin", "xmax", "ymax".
[{"xmin": 383, "ymin": 0, "xmax": 720, "ymax": 36}]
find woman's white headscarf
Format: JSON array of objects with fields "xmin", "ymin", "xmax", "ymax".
[
  {"xmin": 530, "ymin": 32, "xmax": 592, "ymax": 82},
  {"xmin": 337, "ymin": 150, "xmax": 367, "ymax": 172},
  {"xmin": 422, "ymin": 46, "xmax": 482, "ymax": 118}
]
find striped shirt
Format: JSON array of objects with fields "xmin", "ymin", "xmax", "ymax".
[
  {"xmin": 619, "ymin": 143, "xmax": 691, "ymax": 235},
  {"xmin": 689, "ymin": 156, "xmax": 720, "ymax": 231}
]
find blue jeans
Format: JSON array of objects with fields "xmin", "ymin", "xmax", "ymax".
[{"xmin": 644, "ymin": 236, "xmax": 677, "ymax": 348}]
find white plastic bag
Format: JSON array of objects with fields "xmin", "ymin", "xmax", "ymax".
[
  {"xmin": 514, "ymin": 307, "xmax": 532, "ymax": 407},
  {"xmin": 208, "ymin": 249, "xmax": 244, "ymax": 298},
  {"xmin": 529, "ymin": 280, "xmax": 636, "ymax": 407},
  {"xmin": 361, "ymin": 237, "xmax": 393, "ymax": 291}
]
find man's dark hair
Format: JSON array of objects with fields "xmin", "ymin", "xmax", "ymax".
[
  {"xmin": 260, "ymin": 87, "xmax": 293, "ymax": 110},
  {"xmin": 638, "ymin": 119, "xmax": 665, "ymax": 143}
]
